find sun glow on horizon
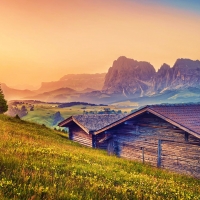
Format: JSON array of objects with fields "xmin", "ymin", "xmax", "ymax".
[{"xmin": 0, "ymin": 0, "xmax": 200, "ymax": 88}]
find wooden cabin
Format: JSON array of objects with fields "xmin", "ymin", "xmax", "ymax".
[
  {"xmin": 59, "ymin": 104, "xmax": 200, "ymax": 178},
  {"xmin": 59, "ymin": 114, "xmax": 127, "ymax": 147}
]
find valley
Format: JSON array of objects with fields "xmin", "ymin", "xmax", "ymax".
[{"xmin": 6, "ymin": 100, "xmax": 136, "ymax": 128}]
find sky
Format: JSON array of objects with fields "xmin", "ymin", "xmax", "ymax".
[{"xmin": 0, "ymin": 0, "xmax": 200, "ymax": 89}]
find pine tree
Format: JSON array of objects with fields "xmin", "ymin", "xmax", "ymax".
[{"xmin": 0, "ymin": 85, "xmax": 8, "ymax": 114}]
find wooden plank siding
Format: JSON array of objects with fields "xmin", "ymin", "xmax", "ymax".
[
  {"xmin": 98, "ymin": 112, "xmax": 200, "ymax": 178},
  {"xmin": 67, "ymin": 123, "xmax": 92, "ymax": 147},
  {"xmin": 161, "ymin": 141, "xmax": 200, "ymax": 177}
]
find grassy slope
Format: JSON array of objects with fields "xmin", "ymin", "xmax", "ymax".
[
  {"xmin": 0, "ymin": 115, "xmax": 199, "ymax": 200},
  {"xmin": 22, "ymin": 104, "xmax": 87, "ymax": 127}
]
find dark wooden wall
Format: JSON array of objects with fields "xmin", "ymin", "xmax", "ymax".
[
  {"xmin": 68, "ymin": 123, "xmax": 92, "ymax": 147},
  {"xmin": 95, "ymin": 132, "xmax": 109, "ymax": 150},
  {"xmin": 97, "ymin": 112, "xmax": 200, "ymax": 178}
]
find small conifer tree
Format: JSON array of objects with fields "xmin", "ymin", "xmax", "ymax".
[{"xmin": 0, "ymin": 85, "xmax": 8, "ymax": 114}]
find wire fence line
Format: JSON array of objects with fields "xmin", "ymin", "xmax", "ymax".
[{"xmin": 108, "ymin": 139, "xmax": 200, "ymax": 178}]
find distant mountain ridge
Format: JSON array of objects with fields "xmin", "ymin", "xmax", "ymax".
[
  {"xmin": 0, "ymin": 83, "xmax": 36, "ymax": 101},
  {"xmin": 25, "ymin": 87, "xmax": 79, "ymax": 102},
  {"xmin": 153, "ymin": 58, "xmax": 200, "ymax": 92},
  {"xmin": 1, "ymin": 73, "xmax": 105, "ymax": 101},
  {"xmin": 103, "ymin": 56, "xmax": 200, "ymax": 98},
  {"xmin": 36, "ymin": 73, "xmax": 106, "ymax": 93}
]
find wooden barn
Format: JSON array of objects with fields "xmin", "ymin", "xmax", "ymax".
[{"xmin": 59, "ymin": 104, "xmax": 200, "ymax": 178}]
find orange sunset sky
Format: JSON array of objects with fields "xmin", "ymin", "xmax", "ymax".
[{"xmin": 0, "ymin": 0, "xmax": 200, "ymax": 89}]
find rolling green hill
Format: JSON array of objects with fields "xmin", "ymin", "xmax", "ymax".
[
  {"xmin": 20, "ymin": 103, "xmax": 133, "ymax": 128},
  {"xmin": 0, "ymin": 114, "xmax": 199, "ymax": 199}
]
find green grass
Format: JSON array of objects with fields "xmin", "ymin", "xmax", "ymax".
[
  {"xmin": 22, "ymin": 103, "xmax": 134, "ymax": 127},
  {"xmin": 22, "ymin": 104, "xmax": 87, "ymax": 127},
  {"xmin": 111, "ymin": 100, "xmax": 139, "ymax": 108},
  {"xmin": 0, "ymin": 114, "xmax": 199, "ymax": 199}
]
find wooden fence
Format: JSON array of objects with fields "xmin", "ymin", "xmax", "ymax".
[{"xmin": 108, "ymin": 139, "xmax": 200, "ymax": 178}]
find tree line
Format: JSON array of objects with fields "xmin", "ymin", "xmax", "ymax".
[{"xmin": 0, "ymin": 85, "xmax": 8, "ymax": 114}]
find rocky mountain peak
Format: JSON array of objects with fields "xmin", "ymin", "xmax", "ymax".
[
  {"xmin": 103, "ymin": 57, "xmax": 200, "ymax": 98},
  {"xmin": 158, "ymin": 63, "xmax": 170, "ymax": 72},
  {"xmin": 173, "ymin": 58, "xmax": 200, "ymax": 72},
  {"xmin": 153, "ymin": 63, "xmax": 172, "ymax": 92},
  {"xmin": 154, "ymin": 58, "xmax": 200, "ymax": 92},
  {"xmin": 103, "ymin": 56, "xmax": 156, "ymax": 97},
  {"xmin": 156, "ymin": 63, "xmax": 171, "ymax": 78},
  {"xmin": 174, "ymin": 58, "xmax": 200, "ymax": 66}
]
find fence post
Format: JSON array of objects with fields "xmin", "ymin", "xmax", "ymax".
[
  {"xmin": 157, "ymin": 140, "xmax": 162, "ymax": 167},
  {"xmin": 142, "ymin": 147, "xmax": 144, "ymax": 163}
]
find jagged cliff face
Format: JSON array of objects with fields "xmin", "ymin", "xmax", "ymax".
[
  {"xmin": 103, "ymin": 56, "xmax": 156, "ymax": 97},
  {"xmin": 103, "ymin": 57, "xmax": 200, "ymax": 98},
  {"xmin": 170, "ymin": 59, "xmax": 200, "ymax": 89},
  {"xmin": 152, "ymin": 63, "xmax": 173, "ymax": 92},
  {"xmin": 153, "ymin": 59, "xmax": 200, "ymax": 92}
]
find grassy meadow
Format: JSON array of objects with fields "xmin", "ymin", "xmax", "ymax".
[
  {"xmin": 0, "ymin": 114, "xmax": 200, "ymax": 199},
  {"xmin": 22, "ymin": 102, "xmax": 136, "ymax": 127}
]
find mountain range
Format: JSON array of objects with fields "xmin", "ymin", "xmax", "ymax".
[
  {"xmin": 103, "ymin": 56, "xmax": 200, "ymax": 96},
  {"xmin": 0, "ymin": 83, "xmax": 36, "ymax": 101},
  {"xmin": 0, "ymin": 74, "xmax": 105, "ymax": 101},
  {"xmin": 36, "ymin": 73, "xmax": 106, "ymax": 93},
  {"xmin": 1, "ymin": 56, "xmax": 200, "ymax": 105},
  {"xmin": 101, "ymin": 57, "xmax": 200, "ymax": 104}
]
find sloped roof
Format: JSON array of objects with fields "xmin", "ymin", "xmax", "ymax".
[
  {"xmin": 59, "ymin": 104, "xmax": 200, "ymax": 139},
  {"xmin": 94, "ymin": 104, "xmax": 200, "ymax": 139},
  {"xmin": 148, "ymin": 104, "xmax": 200, "ymax": 137},
  {"xmin": 59, "ymin": 114, "xmax": 127, "ymax": 134}
]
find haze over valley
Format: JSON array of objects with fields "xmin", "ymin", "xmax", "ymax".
[{"xmin": 2, "ymin": 56, "xmax": 200, "ymax": 106}]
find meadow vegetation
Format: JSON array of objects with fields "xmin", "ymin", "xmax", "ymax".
[
  {"xmin": 21, "ymin": 103, "xmax": 134, "ymax": 127},
  {"xmin": 0, "ymin": 114, "xmax": 199, "ymax": 199}
]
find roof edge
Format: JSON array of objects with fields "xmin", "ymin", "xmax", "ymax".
[
  {"xmin": 58, "ymin": 116, "xmax": 90, "ymax": 134},
  {"xmin": 72, "ymin": 116, "xmax": 90, "ymax": 134},
  {"xmin": 58, "ymin": 116, "xmax": 73, "ymax": 127},
  {"xmin": 94, "ymin": 107, "xmax": 148, "ymax": 135},
  {"xmin": 148, "ymin": 108, "xmax": 200, "ymax": 139},
  {"xmin": 94, "ymin": 106, "xmax": 200, "ymax": 139}
]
